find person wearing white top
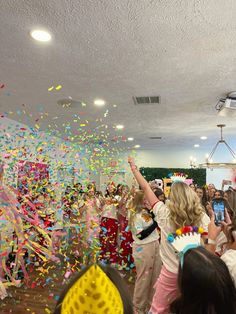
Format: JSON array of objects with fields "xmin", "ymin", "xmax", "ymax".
[
  {"xmin": 207, "ymin": 209, "xmax": 236, "ymax": 288},
  {"xmin": 152, "ymin": 201, "xmax": 209, "ymax": 274},
  {"xmin": 128, "ymin": 157, "xmax": 209, "ymax": 314},
  {"xmin": 221, "ymin": 249, "xmax": 236, "ymax": 286},
  {"xmin": 129, "ymin": 190, "xmax": 161, "ymax": 314}
]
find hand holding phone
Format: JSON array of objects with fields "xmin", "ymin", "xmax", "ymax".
[{"xmin": 211, "ymin": 198, "xmax": 225, "ymax": 226}]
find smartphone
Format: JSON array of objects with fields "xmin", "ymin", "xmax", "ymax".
[{"xmin": 212, "ymin": 198, "xmax": 225, "ymax": 226}]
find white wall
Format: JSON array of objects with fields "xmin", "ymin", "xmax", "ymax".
[
  {"xmin": 134, "ymin": 150, "xmax": 236, "ymax": 189},
  {"xmin": 206, "ymin": 168, "xmax": 235, "ymax": 190},
  {"xmin": 102, "ymin": 149, "xmax": 236, "ymax": 190},
  {"xmin": 0, "ymin": 117, "xmax": 97, "ymax": 190}
]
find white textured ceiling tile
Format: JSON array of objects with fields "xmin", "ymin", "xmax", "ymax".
[{"xmin": 0, "ymin": 0, "xmax": 236, "ymax": 150}]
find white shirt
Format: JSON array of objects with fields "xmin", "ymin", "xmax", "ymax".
[
  {"xmin": 102, "ymin": 204, "xmax": 117, "ymax": 219},
  {"xmin": 114, "ymin": 195, "xmax": 121, "ymax": 202},
  {"xmin": 132, "ymin": 209, "xmax": 159, "ymax": 245},
  {"xmin": 221, "ymin": 249, "xmax": 236, "ymax": 287},
  {"xmin": 215, "ymin": 231, "xmax": 227, "ymax": 254},
  {"xmin": 153, "ymin": 201, "xmax": 210, "ymax": 273}
]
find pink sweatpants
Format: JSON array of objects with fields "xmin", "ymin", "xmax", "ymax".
[{"xmin": 149, "ymin": 265, "xmax": 179, "ymax": 314}]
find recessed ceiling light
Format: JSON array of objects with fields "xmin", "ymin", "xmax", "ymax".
[
  {"xmin": 200, "ymin": 136, "xmax": 207, "ymax": 140},
  {"xmin": 30, "ymin": 29, "xmax": 52, "ymax": 42},
  {"xmin": 116, "ymin": 125, "xmax": 124, "ymax": 130},
  {"xmin": 94, "ymin": 99, "xmax": 105, "ymax": 106},
  {"xmin": 194, "ymin": 144, "xmax": 200, "ymax": 148},
  {"xmin": 127, "ymin": 137, "xmax": 134, "ymax": 141},
  {"xmin": 134, "ymin": 145, "xmax": 140, "ymax": 148},
  {"xmin": 113, "ymin": 104, "xmax": 117, "ymax": 108}
]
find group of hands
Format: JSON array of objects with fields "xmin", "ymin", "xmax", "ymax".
[{"xmin": 208, "ymin": 204, "xmax": 232, "ymax": 242}]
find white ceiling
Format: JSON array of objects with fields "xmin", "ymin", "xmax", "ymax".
[{"xmin": 1, "ymin": 0, "xmax": 236, "ymax": 152}]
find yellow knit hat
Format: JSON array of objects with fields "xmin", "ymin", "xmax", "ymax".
[{"xmin": 61, "ymin": 264, "xmax": 124, "ymax": 314}]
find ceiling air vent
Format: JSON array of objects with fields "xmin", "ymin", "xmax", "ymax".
[
  {"xmin": 149, "ymin": 137, "xmax": 162, "ymax": 140},
  {"xmin": 57, "ymin": 98, "xmax": 83, "ymax": 108},
  {"xmin": 133, "ymin": 96, "xmax": 160, "ymax": 105}
]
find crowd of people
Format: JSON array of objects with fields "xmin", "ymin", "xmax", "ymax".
[
  {"xmin": 128, "ymin": 157, "xmax": 236, "ymax": 314},
  {"xmin": 1, "ymin": 159, "xmax": 236, "ymax": 313}
]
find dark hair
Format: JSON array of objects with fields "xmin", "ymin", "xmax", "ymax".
[
  {"xmin": 54, "ymin": 264, "xmax": 133, "ymax": 314},
  {"xmin": 215, "ymin": 190, "xmax": 224, "ymax": 197},
  {"xmin": 224, "ymin": 215, "xmax": 236, "ymax": 244},
  {"xmin": 170, "ymin": 246, "xmax": 236, "ymax": 314},
  {"xmin": 153, "ymin": 188, "xmax": 164, "ymax": 198},
  {"xmin": 65, "ymin": 185, "xmax": 72, "ymax": 194},
  {"xmin": 87, "ymin": 183, "xmax": 96, "ymax": 193},
  {"xmin": 225, "ymin": 189, "xmax": 236, "ymax": 218},
  {"xmin": 105, "ymin": 183, "xmax": 116, "ymax": 198},
  {"xmin": 115, "ymin": 183, "xmax": 123, "ymax": 196},
  {"xmin": 96, "ymin": 190, "xmax": 103, "ymax": 197},
  {"xmin": 223, "ymin": 199, "xmax": 234, "ymax": 220}
]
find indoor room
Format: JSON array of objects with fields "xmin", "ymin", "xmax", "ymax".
[{"xmin": 0, "ymin": 1, "xmax": 236, "ymax": 313}]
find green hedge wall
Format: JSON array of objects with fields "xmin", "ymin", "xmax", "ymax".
[{"xmin": 140, "ymin": 167, "xmax": 206, "ymax": 187}]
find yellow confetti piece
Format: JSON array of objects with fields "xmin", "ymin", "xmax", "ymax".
[
  {"xmin": 48, "ymin": 86, "xmax": 54, "ymax": 91},
  {"xmin": 55, "ymin": 85, "xmax": 62, "ymax": 90},
  {"xmin": 80, "ymin": 124, "xmax": 86, "ymax": 127},
  {"xmin": 45, "ymin": 308, "xmax": 51, "ymax": 313}
]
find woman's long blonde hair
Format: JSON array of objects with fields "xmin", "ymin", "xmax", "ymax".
[
  {"xmin": 128, "ymin": 190, "xmax": 145, "ymax": 228},
  {"xmin": 168, "ymin": 182, "xmax": 204, "ymax": 228}
]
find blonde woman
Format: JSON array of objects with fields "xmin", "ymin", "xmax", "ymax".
[
  {"xmin": 128, "ymin": 157, "xmax": 209, "ymax": 314},
  {"xmin": 129, "ymin": 190, "xmax": 161, "ymax": 314}
]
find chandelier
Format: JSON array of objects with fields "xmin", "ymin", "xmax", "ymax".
[
  {"xmin": 189, "ymin": 156, "xmax": 198, "ymax": 169},
  {"xmin": 198, "ymin": 124, "xmax": 236, "ymax": 169}
]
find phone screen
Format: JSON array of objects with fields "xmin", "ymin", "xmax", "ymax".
[{"xmin": 212, "ymin": 200, "xmax": 225, "ymax": 225}]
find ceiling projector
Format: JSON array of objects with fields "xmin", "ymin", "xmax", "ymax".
[{"xmin": 217, "ymin": 92, "xmax": 236, "ymax": 117}]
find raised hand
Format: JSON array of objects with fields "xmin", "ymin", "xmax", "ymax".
[
  {"xmin": 208, "ymin": 213, "xmax": 221, "ymax": 240},
  {"xmin": 128, "ymin": 156, "xmax": 134, "ymax": 165}
]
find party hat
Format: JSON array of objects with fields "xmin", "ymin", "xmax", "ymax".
[
  {"xmin": 167, "ymin": 226, "xmax": 204, "ymax": 267},
  {"xmin": 61, "ymin": 264, "xmax": 123, "ymax": 314}
]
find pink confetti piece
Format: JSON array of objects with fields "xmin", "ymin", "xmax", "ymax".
[{"xmin": 64, "ymin": 271, "xmax": 71, "ymax": 279}]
